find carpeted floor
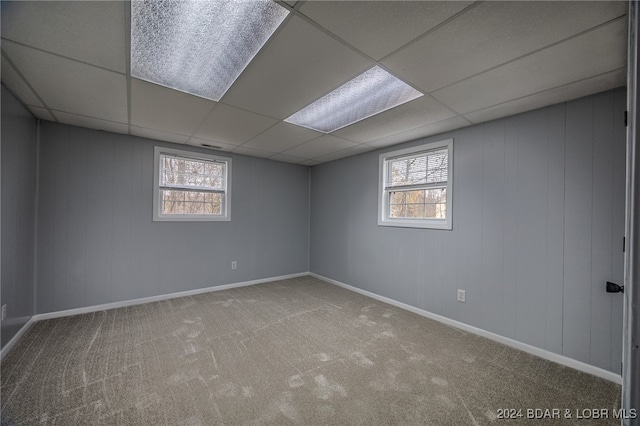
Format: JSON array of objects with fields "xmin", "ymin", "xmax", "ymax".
[{"xmin": 1, "ymin": 276, "xmax": 621, "ymax": 425}]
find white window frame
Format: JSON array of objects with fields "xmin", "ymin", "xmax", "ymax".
[
  {"xmin": 153, "ymin": 146, "xmax": 232, "ymax": 222},
  {"xmin": 378, "ymin": 139, "xmax": 453, "ymax": 230}
]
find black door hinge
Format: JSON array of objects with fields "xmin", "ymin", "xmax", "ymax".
[
  {"xmin": 625, "ymin": 111, "xmax": 628, "ymax": 127},
  {"xmin": 623, "ymin": 236, "xmax": 626, "ymax": 253}
]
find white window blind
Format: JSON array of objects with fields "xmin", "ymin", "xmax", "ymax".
[
  {"xmin": 153, "ymin": 147, "xmax": 231, "ymax": 221},
  {"xmin": 378, "ymin": 140, "xmax": 453, "ymax": 230}
]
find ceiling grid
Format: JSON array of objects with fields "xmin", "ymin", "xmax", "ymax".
[{"xmin": 0, "ymin": 0, "xmax": 628, "ymax": 165}]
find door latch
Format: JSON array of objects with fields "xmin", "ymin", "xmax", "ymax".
[{"xmin": 606, "ymin": 281, "xmax": 624, "ymax": 293}]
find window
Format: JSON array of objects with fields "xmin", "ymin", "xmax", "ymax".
[
  {"xmin": 378, "ymin": 139, "xmax": 453, "ymax": 230},
  {"xmin": 153, "ymin": 146, "xmax": 231, "ymax": 221}
]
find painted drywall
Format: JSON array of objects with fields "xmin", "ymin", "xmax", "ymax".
[
  {"xmin": 35, "ymin": 122, "xmax": 309, "ymax": 314},
  {"xmin": 310, "ymin": 88, "xmax": 626, "ymax": 373},
  {"xmin": 1, "ymin": 85, "xmax": 37, "ymax": 348}
]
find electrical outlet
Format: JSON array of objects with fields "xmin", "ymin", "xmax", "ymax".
[
  {"xmin": 1, "ymin": 304, "xmax": 6, "ymax": 321},
  {"xmin": 231, "ymin": 261, "xmax": 237, "ymax": 270},
  {"xmin": 457, "ymin": 290, "xmax": 466, "ymax": 303}
]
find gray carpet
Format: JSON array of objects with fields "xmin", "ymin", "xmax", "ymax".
[{"xmin": 1, "ymin": 276, "xmax": 621, "ymax": 425}]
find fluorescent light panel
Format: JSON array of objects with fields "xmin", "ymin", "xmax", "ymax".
[
  {"xmin": 131, "ymin": 0, "xmax": 289, "ymax": 101},
  {"xmin": 285, "ymin": 66, "xmax": 423, "ymax": 133}
]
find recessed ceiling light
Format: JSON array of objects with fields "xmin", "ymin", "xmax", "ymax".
[
  {"xmin": 285, "ymin": 66, "xmax": 423, "ymax": 133},
  {"xmin": 131, "ymin": 0, "xmax": 289, "ymax": 101}
]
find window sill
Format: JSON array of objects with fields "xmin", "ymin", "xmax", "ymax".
[{"xmin": 377, "ymin": 218, "xmax": 452, "ymax": 230}]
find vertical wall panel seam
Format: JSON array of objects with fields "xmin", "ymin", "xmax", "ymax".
[
  {"xmin": 515, "ymin": 115, "xmax": 521, "ymax": 341},
  {"xmin": 610, "ymin": 96, "xmax": 615, "ymax": 369},
  {"xmin": 589, "ymin": 97, "xmax": 596, "ymax": 363},
  {"xmin": 455, "ymin": 133, "xmax": 461, "ymax": 321},
  {"xmin": 609, "ymin": 92, "xmax": 619, "ymax": 372},
  {"xmin": 561, "ymin": 102, "xmax": 567, "ymax": 357},
  {"xmin": 481, "ymin": 124, "xmax": 485, "ymax": 329},
  {"xmin": 308, "ymin": 166, "xmax": 311, "ymax": 272},
  {"xmin": 418, "ymin": 232, "xmax": 423, "ymax": 311},
  {"xmin": 82, "ymin": 131, "xmax": 88, "ymax": 308},
  {"xmin": 501, "ymin": 121, "xmax": 506, "ymax": 337},
  {"xmin": 32, "ymin": 119, "xmax": 40, "ymax": 316},
  {"xmin": 479, "ymin": 123, "xmax": 485, "ymax": 328},
  {"xmin": 63, "ymin": 127, "xmax": 71, "ymax": 311},
  {"xmin": 129, "ymin": 141, "xmax": 135, "ymax": 302},
  {"xmin": 108, "ymin": 135, "xmax": 115, "ymax": 303},
  {"xmin": 501, "ymin": 120, "xmax": 507, "ymax": 337},
  {"xmin": 544, "ymin": 109, "xmax": 549, "ymax": 350}
]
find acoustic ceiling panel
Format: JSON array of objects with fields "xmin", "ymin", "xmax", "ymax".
[
  {"xmin": 282, "ymin": 135, "xmax": 359, "ymax": 159},
  {"xmin": 333, "ymin": 94, "xmax": 456, "ymax": 143},
  {"xmin": 2, "ymin": 40, "xmax": 128, "ymax": 123},
  {"xmin": 383, "ymin": 1, "xmax": 627, "ymax": 93},
  {"xmin": 131, "ymin": 125, "xmax": 190, "ymax": 144},
  {"xmin": 221, "ymin": 15, "xmax": 372, "ymax": 119},
  {"xmin": 432, "ymin": 18, "xmax": 627, "ymax": 115},
  {"xmin": 243, "ymin": 121, "xmax": 322, "ymax": 152},
  {"xmin": 131, "ymin": 78, "xmax": 215, "ymax": 136},
  {"xmin": 54, "ymin": 111, "xmax": 130, "ymax": 135},
  {"xmin": 1, "ymin": 56, "xmax": 43, "ymax": 107},
  {"xmin": 299, "ymin": 1, "xmax": 472, "ymax": 60},
  {"xmin": 0, "ymin": 1, "xmax": 628, "ymax": 166},
  {"xmin": 366, "ymin": 115, "xmax": 471, "ymax": 149},
  {"xmin": 1, "ymin": 1, "xmax": 127, "ymax": 72},
  {"xmin": 193, "ymin": 103, "xmax": 277, "ymax": 145},
  {"xmin": 464, "ymin": 68, "xmax": 627, "ymax": 124}
]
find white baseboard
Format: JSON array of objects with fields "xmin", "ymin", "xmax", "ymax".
[
  {"xmin": 310, "ymin": 272, "xmax": 622, "ymax": 385},
  {"xmin": 1, "ymin": 317, "xmax": 35, "ymax": 361},
  {"xmin": 33, "ymin": 272, "xmax": 309, "ymax": 321},
  {"xmin": 7, "ymin": 271, "xmax": 623, "ymax": 385}
]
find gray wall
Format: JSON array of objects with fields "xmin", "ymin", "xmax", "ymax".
[
  {"xmin": 36, "ymin": 122, "xmax": 309, "ymax": 314},
  {"xmin": 1, "ymin": 85, "xmax": 37, "ymax": 348},
  {"xmin": 310, "ymin": 88, "xmax": 626, "ymax": 373}
]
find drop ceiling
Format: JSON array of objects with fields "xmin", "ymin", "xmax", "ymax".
[{"xmin": 0, "ymin": 1, "xmax": 628, "ymax": 166}]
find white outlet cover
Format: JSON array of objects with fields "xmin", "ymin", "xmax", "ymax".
[{"xmin": 457, "ymin": 290, "xmax": 466, "ymax": 303}]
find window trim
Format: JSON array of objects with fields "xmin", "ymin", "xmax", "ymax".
[
  {"xmin": 153, "ymin": 146, "xmax": 232, "ymax": 222},
  {"xmin": 378, "ymin": 139, "xmax": 453, "ymax": 230}
]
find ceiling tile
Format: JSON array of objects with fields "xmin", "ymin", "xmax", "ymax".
[
  {"xmin": 243, "ymin": 121, "xmax": 322, "ymax": 152},
  {"xmin": 432, "ymin": 18, "xmax": 627, "ymax": 115},
  {"xmin": 269, "ymin": 153, "xmax": 307, "ymax": 164},
  {"xmin": 301, "ymin": 159, "xmax": 322, "ymax": 167},
  {"xmin": 187, "ymin": 138, "xmax": 238, "ymax": 153},
  {"xmin": 299, "ymin": 1, "xmax": 472, "ymax": 60},
  {"xmin": 312, "ymin": 143, "xmax": 374, "ymax": 163},
  {"xmin": 1, "ymin": 1, "xmax": 126, "ymax": 72},
  {"xmin": 464, "ymin": 68, "xmax": 626, "ymax": 124},
  {"xmin": 54, "ymin": 111, "xmax": 129, "ymax": 135},
  {"xmin": 2, "ymin": 41, "xmax": 128, "ymax": 123},
  {"xmin": 193, "ymin": 103, "xmax": 277, "ymax": 145},
  {"xmin": 232, "ymin": 145, "xmax": 275, "ymax": 159},
  {"xmin": 282, "ymin": 135, "xmax": 358, "ymax": 159},
  {"xmin": 1, "ymin": 56, "xmax": 43, "ymax": 107},
  {"xmin": 0, "ymin": 0, "xmax": 628, "ymax": 167},
  {"xmin": 221, "ymin": 15, "xmax": 372, "ymax": 118},
  {"xmin": 366, "ymin": 115, "xmax": 471, "ymax": 149},
  {"xmin": 131, "ymin": 126, "xmax": 190, "ymax": 144},
  {"xmin": 383, "ymin": 1, "xmax": 627, "ymax": 92},
  {"xmin": 333, "ymin": 95, "xmax": 456, "ymax": 143},
  {"xmin": 28, "ymin": 106, "xmax": 55, "ymax": 121},
  {"xmin": 131, "ymin": 78, "xmax": 215, "ymax": 136}
]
